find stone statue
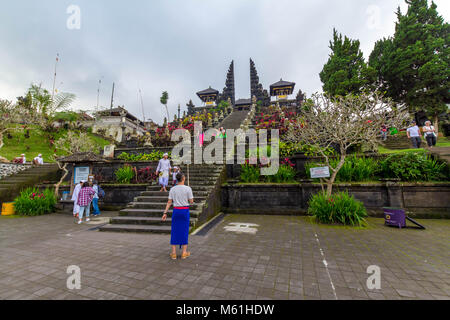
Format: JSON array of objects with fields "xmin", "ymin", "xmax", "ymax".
[{"xmin": 143, "ymin": 132, "xmax": 153, "ymax": 146}]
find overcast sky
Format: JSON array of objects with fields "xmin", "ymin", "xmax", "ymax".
[{"xmin": 0, "ymin": 0, "xmax": 449, "ymax": 124}]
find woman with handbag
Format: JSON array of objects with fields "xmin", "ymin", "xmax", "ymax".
[{"xmin": 423, "ymin": 121, "xmax": 437, "ymax": 148}]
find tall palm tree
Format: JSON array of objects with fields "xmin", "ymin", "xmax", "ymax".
[{"xmin": 160, "ymin": 91, "xmax": 169, "ymax": 123}]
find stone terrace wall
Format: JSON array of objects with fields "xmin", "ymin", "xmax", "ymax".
[
  {"xmin": 222, "ymin": 183, "xmax": 450, "ymax": 219},
  {"xmin": 0, "ymin": 163, "xmax": 30, "ymax": 180}
]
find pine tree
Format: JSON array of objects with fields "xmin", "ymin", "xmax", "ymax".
[
  {"xmin": 369, "ymin": 0, "xmax": 450, "ymax": 130},
  {"xmin": 320, "ymin": 29, "xmax": 376, "ymax": 96}
]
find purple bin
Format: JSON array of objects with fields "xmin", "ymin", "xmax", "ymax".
[{"xmin": 384, "ymin": 207, "xmax": 406, "ymax": 228}]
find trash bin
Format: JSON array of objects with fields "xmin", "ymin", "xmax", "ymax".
[
  {"xmin": 61, "ymin": 191, "xmax": 70, "ymax": 201},
  {"xmin": 1, "ymin": 202, "xmax": 15, "ymax": 216},
  {"xmin": 383, "ymin": 207, "xmax": 406, "ymax": 228}
]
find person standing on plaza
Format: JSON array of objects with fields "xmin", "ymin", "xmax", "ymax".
[
  {"xmin": 406, "ymin": 121, "xmax": 422, "ymax": 148},
  {"xmin": 77, "ymin": 182, "xmax": 96, "ymax": 224},
  {"xmin": 71, "ymin": 180, "xmax": 83, "ymax": 217},
  {"xmin": 423, "ymin": 120, "xmax": 437, "ymax": 148},
  {"xmin": 162, "ymin": 173, "xmax": 194, "ymax": 260},
  {"xmin": 156, "ymin": 153, "xmax": 171, "ymax": 192},
  {"xmin": 91, "ymin": 180, "xmax": 101, "ymax": 216}
]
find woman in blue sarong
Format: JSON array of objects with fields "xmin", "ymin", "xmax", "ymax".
[{"xmin": 162, "ymin": 172, "xmax": 194, "ymax": 260}]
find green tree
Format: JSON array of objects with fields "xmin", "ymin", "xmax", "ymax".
[
  {"xmin": 160, "ymin": 91, "xmax": 169, "ymax": 123},
  {"xmin": 369, "ymin": 0, "xmax": 450, "ymax": 131},
  {"xmin": 320, "ymin": 29, "xmax": 376, "ymax": 96}
]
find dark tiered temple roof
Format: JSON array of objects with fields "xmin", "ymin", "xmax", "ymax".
[
  {"xmin": 196, "ymin": 86, "xmax": 219, "ymax": 97},
  {"xmin": 58, "ymin": 152, "xmax": 105, "ymax": 163},
  {"xmin": 270, "ymin": 78, "xmax": 296, "ymax": 96}
]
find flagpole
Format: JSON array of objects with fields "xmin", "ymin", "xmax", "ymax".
[{"xmin": 51, "ymin": 53, "xmax": 59, "ymax": 100}]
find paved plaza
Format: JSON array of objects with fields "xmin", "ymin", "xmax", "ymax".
[{"xmin": 0, "ymin": 213, "xmax": 449, "ymax": 300}]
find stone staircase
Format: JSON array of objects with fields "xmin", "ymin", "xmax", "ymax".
[
  {"xmin": 98, "ymin": 109, "xmax": 250, "ymax": 234},
  {"xmin": 219, "ymin": 110, "xmax": 250, "ymax": 130},
  {"xmin": 380, "ymin": 134, "xmax": 411, "ymax": 150},
  {"xmin": 99, "ymin": 164, "xmax": 224, "ymax": 233},
  {"xmin": 0, "ymin": 164, "xmax": 60, "ymax": 206}
]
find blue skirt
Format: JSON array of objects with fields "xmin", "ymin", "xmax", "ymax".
[{"xmin": 171, "ymin": 207, "xmax": 190, "ymax": 246}]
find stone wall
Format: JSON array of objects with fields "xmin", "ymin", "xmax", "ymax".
[
  {"xmin": 222, "ymin": 183, "xmax": 450, "ymax": 218},
  {"xmin": 51, "ymin": 184, "xmax": 148, "ymax": 212},
  {"xmin": 0, "ymin": 163, "xmax": 30, "ymax": 180}
]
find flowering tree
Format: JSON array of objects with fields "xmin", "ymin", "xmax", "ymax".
[
  {"xmin": 0, "ymin": 99, "xmax": 42, "ymax": 152},
  {"xmin": 52, "ymin": 131, "xmax": 98, "ymax": 197},
  {"xmin": 285, "ymin": 92, "xmax": 409, "ymax": 196}
]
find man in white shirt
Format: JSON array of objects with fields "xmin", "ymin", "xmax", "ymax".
[
  {"xmin": 33, "ymin": 154, "xmax": 44, "ymax": 165},
  {"xmin": 71, "ymin": 181, "xmax": 84, "ymax": 217},
  {"xmin": 406, "ymin": 121, "xmax": 422, "ymax": 148}
]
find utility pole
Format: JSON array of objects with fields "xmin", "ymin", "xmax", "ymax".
[
  {"xmin": 96, "ymin": 78, "xmax": 102, "ymax": 113},
  {"xmin": 51, "ymin": 53, "xmax": 59, "ymax": 100},
  {"xmin": 110, "ymin": 82, "xmax": 115, "ymax": 115},
  {"xmin": 139, "ymin": 88, "xmax": 145, "ymax": 122}
]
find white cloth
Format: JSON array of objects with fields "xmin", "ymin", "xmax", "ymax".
[
  {"xmin": 168, "ymin": 185, "xmax": 194, "ymax": 207},
  {"xmin": 407, "ymin": 125, "xmax": 420, "ymax": 137},
  {"xmin": 423, "ymin": 126, "xmax": 436, "ymax": 138},
  {"xmin": 33, "ymin": 156, "xmax": 44, "ymax": 164},
  {"xmin": 156, "ymin": 158, "xmax": 171, "ymax": 174},
  {"xmin": 172, "ymin": 172, "xmax": 178, "ymax": 181},
  {"xmin": 92, "ymin": 185, "xmax": 99, "ymax": 199},
  {"xmin": 71, "ymin": 183, "xmax": 82, "ymax": 214}
]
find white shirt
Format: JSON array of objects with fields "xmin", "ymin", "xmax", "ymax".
[
  {"xmin": 169, "ymin": 185, "xmax": 194, "ymax": 207},
  {"xmin": 407, "ymin": 125, "xmax": 420, "ymax": 137},
  {"xmin": 423, "ymin": 126, "xmax": 436, "ymax": 137},
  {"xmin": 156, "ymin": 158, "xmax": 171, "ymax": 173},
  {"xmin": 34, "ymin": 156, "xmax": 44, "ymax": 164},
  {"xmin": 92, "ymin": 185, "xmax": 99, "ymax": 199},
  {"xmin": 71, "ymin": 183, "xmax": 82, "ymax": 202}
]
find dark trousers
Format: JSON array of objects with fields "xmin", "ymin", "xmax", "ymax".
[
  {"xmin": 425, "ymin": 134, "xmax": 437, "ymax": 147},
  {"xmin": 410, "ymin": 137, "xmax": 421, "ymax": 148}
]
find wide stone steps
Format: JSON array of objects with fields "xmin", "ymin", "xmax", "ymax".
[
  {"xmin": 127, "ymin": 202, "xmax": 200, "ymax": 210},
  {"xmin": 134, "ymin": 196, "xmax": 207, "ymax": 202},
  {"xmin": 145, "ymin": 185, "xmax": 214, "ymax": 192},
  {"xmin": 119, "ymin": 208, "xmax": 201, "ymax": 218},
  {"xmin": 110, "ymin": 216, "xmax": 196, "ymax": 226},
  {"xmin": 140, "ymin": 190, "xmax": 211, "ymax": 197},
  {"xmin": 99, "ymin": 224, "xmax": 172, "ymax": 234},
  {"xmin": 0, "ymin": 164, "xmax": 60, "ymax": 206}
]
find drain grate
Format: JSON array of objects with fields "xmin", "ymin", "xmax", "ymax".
[{"xmin": 194, "ymin": 214, "xmax": 225, "ymax": 236}]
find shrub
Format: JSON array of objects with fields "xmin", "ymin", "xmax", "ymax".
[
  {"xmin": 240, "ymin": 163, "xmax": 260, "ymax": 183},
  {"xmin": 117, "ymin": 151, "xmax": 171, "ymax": 161},
  {"xmin": 115, "ymin": 165, "xmax": 135, "ymax": 183},
  {"xmin": 265, "ymin": 159, "xmax": 296, "ymax": 183},
  {"xmin": 379, "ymin": 152, "xmax": 447, "ymax": 181},
  {"xmin": 306, "ymin": 156, "xmax": 378, "ymax": 182},
  {"xmin": 14, "ymin": 188, "xmax": 57, "ymax": 216},
  {"xmin": 135, "ymin": 166, "xmax": 158, "ymax": 183},
  {"xmin": 308, "ymin": 191, "xmax": 367, "ymax": 226}
]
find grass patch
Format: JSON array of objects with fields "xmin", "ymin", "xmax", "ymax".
[{"xmin": 0, "ymin": 125, "xmax": 110, "ymax": 163}]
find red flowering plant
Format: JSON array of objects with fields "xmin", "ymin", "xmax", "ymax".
[{"xmin": 14, "ymin": 187, "xmax": 57, "ymax": 216}]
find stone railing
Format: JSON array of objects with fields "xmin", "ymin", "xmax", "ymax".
[{"xmin": 0, "ymin": 163, "xmax": 30, "ymax": 180}]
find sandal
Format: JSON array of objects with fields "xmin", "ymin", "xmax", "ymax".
[
  {"xmin": 170, "ymin": 253, "xmax": 177, "ymax": 260},
  {"xmin": 181, "ymin": 252, "xmax": 191, "ymax": 259}
]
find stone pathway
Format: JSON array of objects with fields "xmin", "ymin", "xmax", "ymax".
[{"xmin": 0, "ymin": 213, "xmax": 449, "ymax": 300}]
